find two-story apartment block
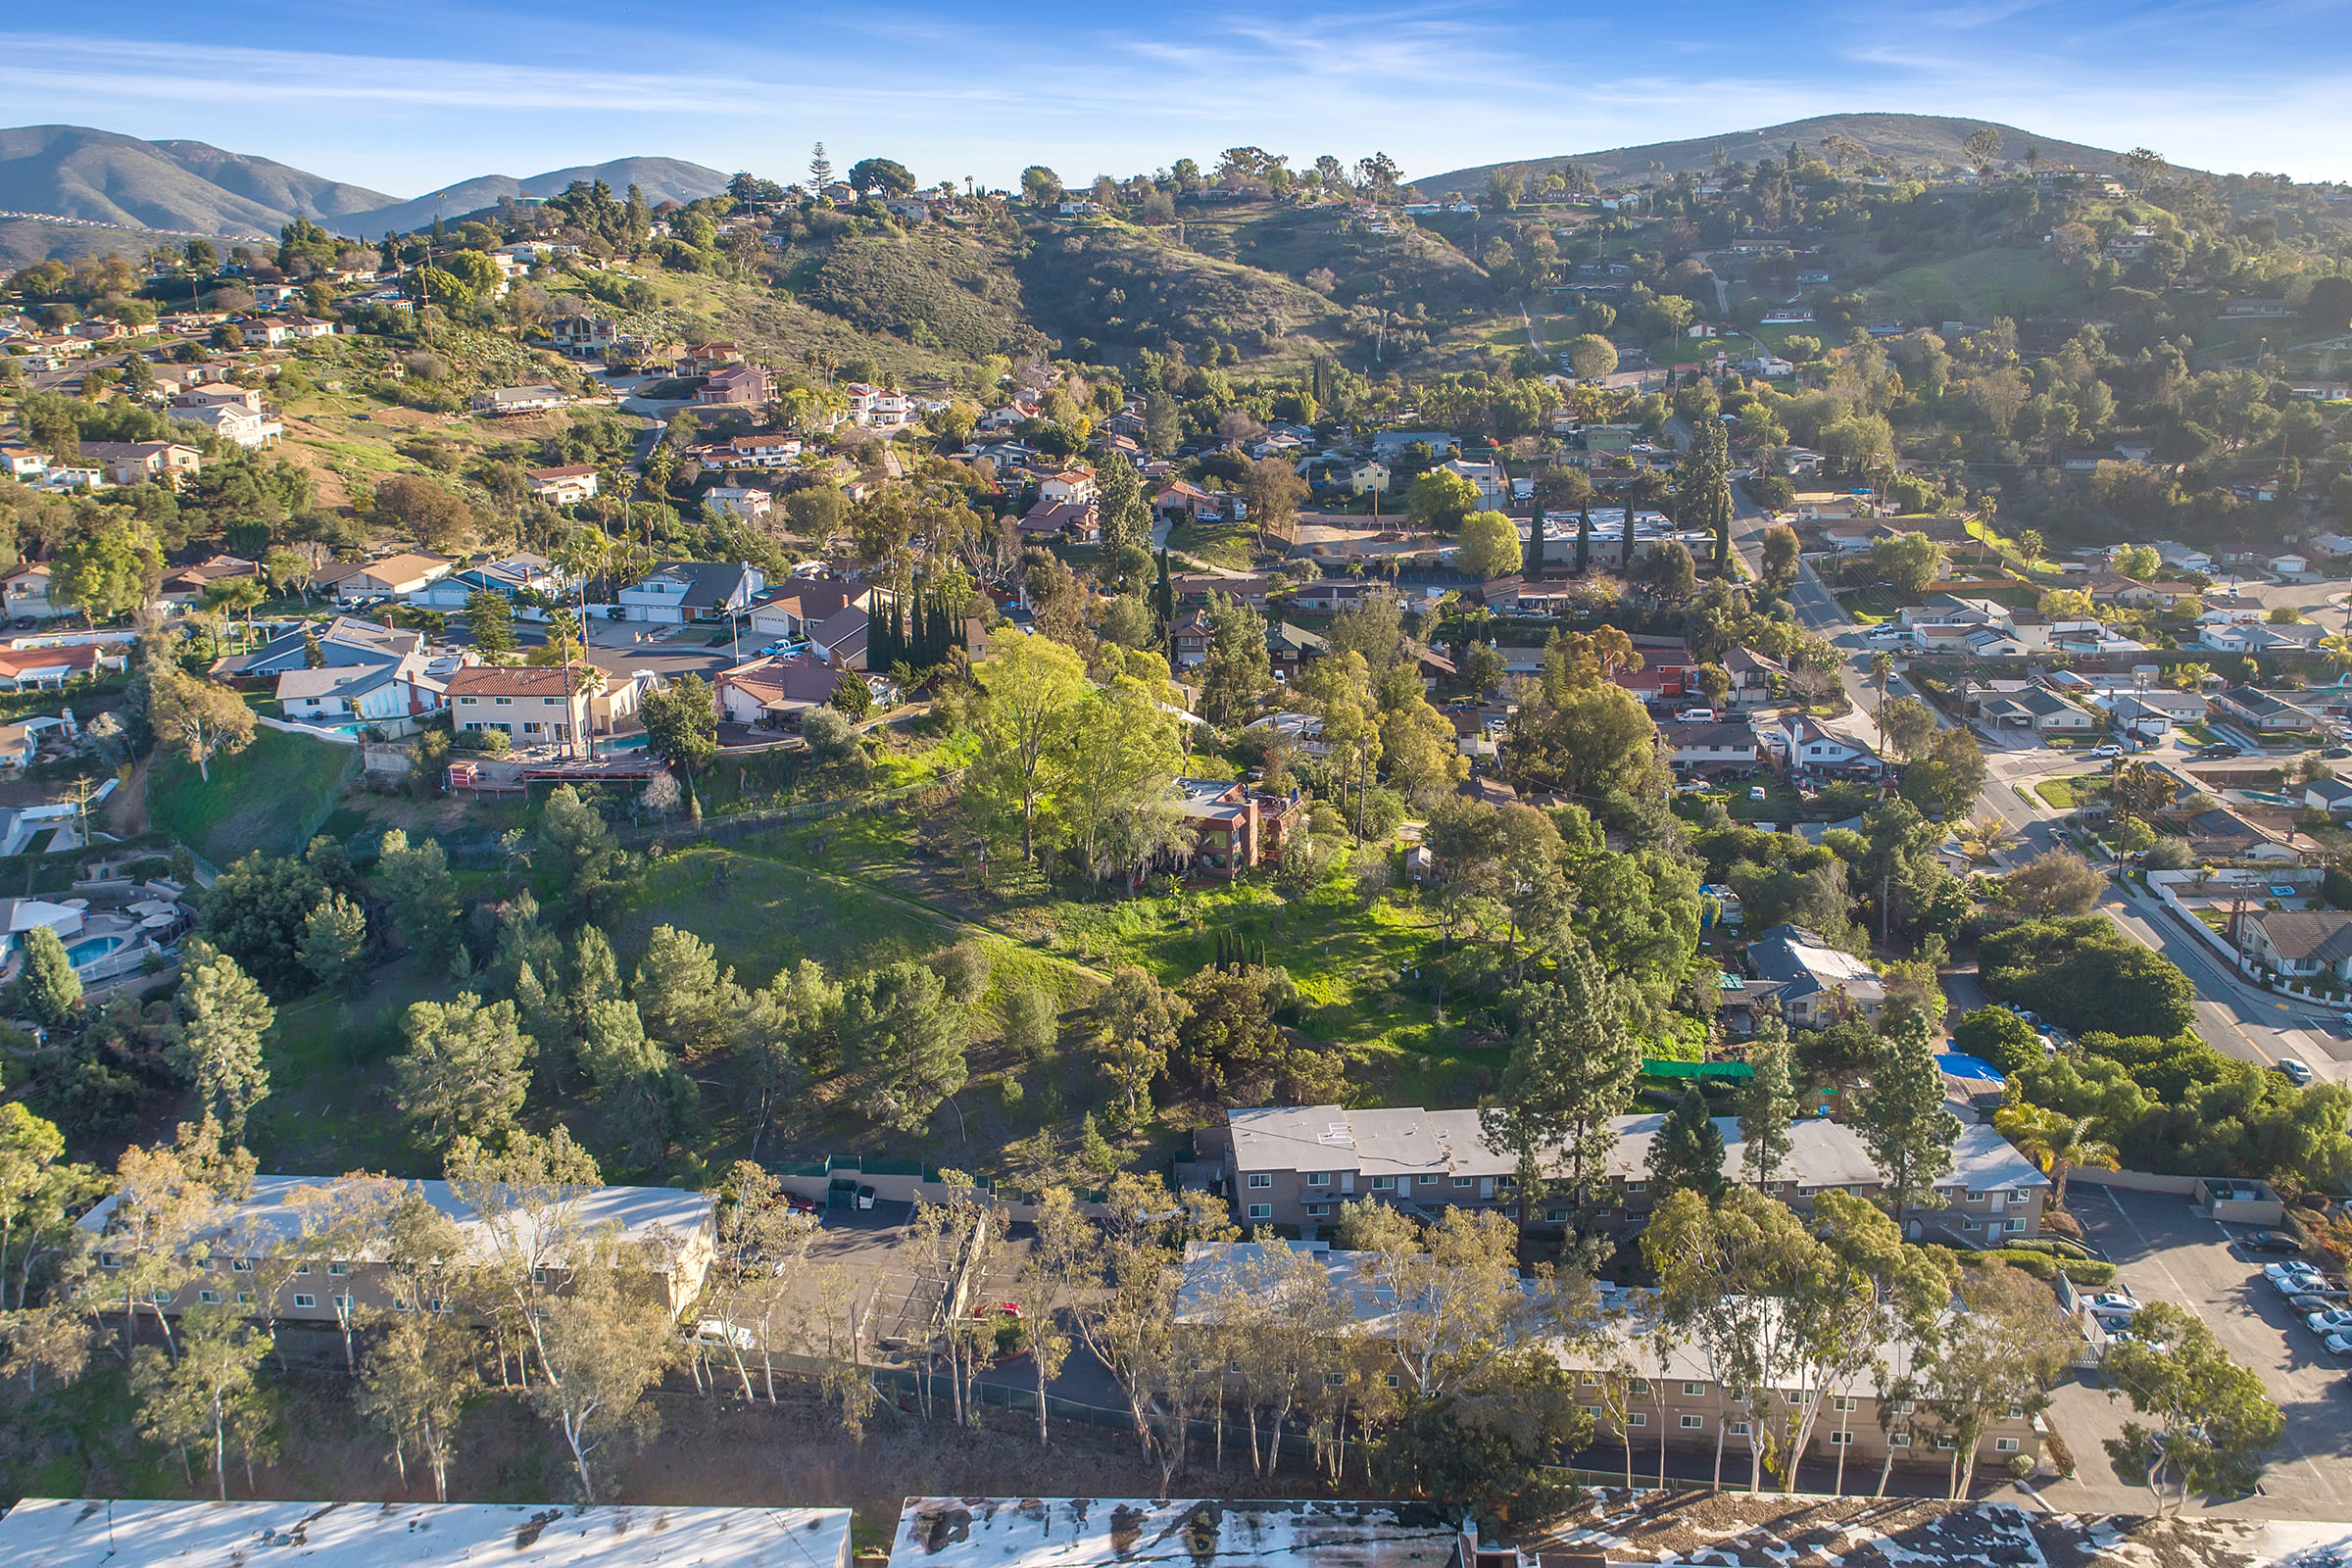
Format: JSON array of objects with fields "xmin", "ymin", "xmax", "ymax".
[
  {"xmin": 78, "ymin": 1172, "xmax": 716, "ymax": 1324},
  {"xmin": 695, "ymin": 363, "xmax": 771, "ymax": 407},
  {"xmin": 618, "ymin": 561, "xmax": 764, "ymax": 623}
]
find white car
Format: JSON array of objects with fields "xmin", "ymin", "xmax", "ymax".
[
  {"xmin": 689, "ymin": 1319, "xmax": 756, "ymax": 1350},
  {"xmin": 2268, "ymin": 1264, "xmax": 2326, "ymax": 1295},
  {"xmin": 2083, "ymin": 1292, "xmax": 2141, "ymax": 1316},
  {"xmin": 2307, "ymin": 1308, "xmax": 2352, "ymax": 1335},
  {"xmin": 2089, "ymin": 744, "xmax": 2122, "ymax": 759},
  {"xmin": 2327, "ymin": 1331, "xmax": 2352, "ymax": 1356},
  {"xmin": 2277, "ymin": 1058, "xmax": 2316, "ymax": 1086}
]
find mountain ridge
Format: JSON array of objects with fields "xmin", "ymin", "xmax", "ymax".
[
  {"xmin": 0, "ymin": 124, "xmax": 729, "ymax": 241},
  {"xmin": 1414, "ymin": 113, "xmax": 2139, "ymax": 195}
]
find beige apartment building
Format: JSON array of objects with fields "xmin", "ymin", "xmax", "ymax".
[
  {"xmin": 1213, "ymin": 1105, "xmax": 2046, "ymax": 1248},
  {"xmin": 77, "ymin": 1174, "xmax": 716, "ymax": 1323},
  {"xmin": 1177, "ymin": 1242, "xmax": 2045, "ymax": 1473}
]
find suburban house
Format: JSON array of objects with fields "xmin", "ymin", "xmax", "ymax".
[
  {"xmin": 718, "ymin": 433, "xmax": 803, "ymax": 468},
  {"xmin": 1017, "ymin": 495, "xmax": 1101, "ymax": 542},
  {"xmin": 0, "ymin": 642, "xmax": 124, "ymax": 689},
  {"xmin": 2202, "ymin": 621, "xmax": 2322, "ymax": 656},
  {"xmin": 527, "ymin": 465, "xmax": 599, "ymax": 505},
  {"xmin": 408, "ymin": 554, "xmax": 566, "ymax": 610},
  {"xmin": 1721, "ymin": 646, "xmax": 1784, "ymax": 707},
  {"xmin": 274, "ymin": 652, "xmax": 451, "ymax": 728},
  {"xmin": 546, "ymin": 315, "xmax": 624, "ymax": 358},
  {"xmin": 224, "ymin": 616, "xmax": 425, "ymax": 678},
  {"xmin": 76, "ymin": 440, "xmax": 202, "ymax": 487},
  {"xmin": 1214, "ymin": 1104, "xmax": 2040, "ymax": 1248},
  {"xmin": 2302, "ymin": 776, "xmax": 2352, "ymax": 817},
  {"xmin": 1, "ymin": 564, "xmax": 58, "ymax": 620},
  {"xmin": 446, "ymin": 663, "xmax": 601, "ymax": 747},
  {"xmin": 842, "ymin": 382, "xmax": 913, "ymax": 426},
  {"xmin": 714, "ymin": 654, "xmax": 851, "ymax": 728},
  {"xmin": 2214, "ymin": 686, "xmax": 2327, "ymax": 735},
  {"xmin": 78, "ymin": 1173, "xmax": 717, "ymax": 1323},
  {"xmin": 703, "ymin": 486, "xmax": 773, "ymax": 524},
  {"xmin": 1153, "ymin": 480, "xmax": 1223, "ymax": 520},
  {"xmin": 159, "ymin": 554, "xmax": 263, "ymax": 608},
  {"xmin": 172, "ymin": 381, "xmax": 262, "ymax": 414},
  {"xmin": 313, "ymin": 553, "xmax": 455, "ymax": 602},
  {"xmin": 169, "ymin": 400, "xmax": 282, "ymax": 448},
  {"xmin": 2238, "ymin": 908, "xmax": 2352, "ymax": 982},
  {"xmin": 1168, "ymin": 608, "xmax": 1213, "ymax": 668},
  {"xmin": 808, "ymin": 605, "xmax": 870, "ymax": 669},
  {"xmin": 1746, "ymin": 923, "xmax": 1885, "ymax": 1025},
  {"xmin": 1266, "ymin": 620, "xmax": 1328, "ymax": 676},
  {"xmin": 2177, "ymin": 806, "xmax": 2313, "ymax": 865},
  {"xmin": 1765, "ymin": 715, "xmax": 1883, "ymax": 780},
  {"xmin": 618, "ymin": 561, "xmax": 764, "ymax": 623},
  {"xmin": 1174, "ymin": 777, "xmax": 1299, "ymax": 877},
  {"xmin": 695, "ymin": 363, "xmax": 771, "ymax": 407},
  {"xmin": 1171, "ymin": 573, "xmax": 1273, "ymax": 612},
  {"xmin": 1978, "ymin": 686, "xmax": 2095, "ymax": 735},
  {"xmin": 469, "ymin": 384, "xmax": 566, "ymax": 416},
  {"xmin": 1664, "ymin": 719, "xmax": 1761, "ymax": 773},
  {"xmin": 747, "ymin": 582, "xmax": 871, "ymax": 642}
]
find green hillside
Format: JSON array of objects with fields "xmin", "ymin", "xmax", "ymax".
[
  {"xmin": 1876, "ymin": 248, "xmax": 2088, "ymax": 322},
  {"xmin": 1419, "ymin": 113, "xmax": 2135, "ymax": 194},
  {"xmin": 148, "ymin": 727, "xmax": 359, "ymax": 869}
]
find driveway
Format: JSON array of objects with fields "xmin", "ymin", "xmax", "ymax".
[{"xmin": 2037, "ymin": 1184, "xmax": 2352, "ymax": 1519}]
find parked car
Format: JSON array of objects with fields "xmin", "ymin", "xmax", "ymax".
[
  {"xmin": 2089, "ymin": 743, "xmax": 2122, "ymax": 759},
  {"xmin": 783, "ymin": 1192, "xmax": 819, "ymax": 1215},
  {"xmin": 2325, "ymin": 747, "xmax": 2352, "ymax": 760},
  {"xmin": 1676, "ymin": 708, "xmax": 1716, "ymax": 723},
  {"xmin": 2326, "ymin": 1330, "xmax": 2352, "ymax": 1355},
  {"xmin": 2285, "ymin": 1293, "xmax": 2331, "ymax": 1314},
  {"xmin": 2276, "ymin": 1058, "xmax": 2317, "ymax": 1086},
  {"xmin": 2240, "ymin": 1231, "xmax": 2304, "ymax": 1255},
  {"xmin": 690, "ymin": 1319, "xmax": 756, "ymax": 1350},
  {"xmin": 2306, "ymin": 1308, "xmax": 2352, "ymax": 1335},
  {"xmin": 2267, "ymin": 1262, "xmax": 2326, "ymax": 1294},
  {"xmin": 2083, "ymin": 1292, "xmax": 2141, "ymax": 1316}
]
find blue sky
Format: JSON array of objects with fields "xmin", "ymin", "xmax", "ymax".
[{"xmin": 8, "ymin": 0, "xmax": 2351, "ymax": 197}]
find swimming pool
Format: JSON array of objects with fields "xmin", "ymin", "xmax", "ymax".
[{"xmin": 65, "ymin": 935, "xmax": 126, "ymax": 968}]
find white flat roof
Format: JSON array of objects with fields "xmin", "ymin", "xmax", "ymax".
[
  {"xmin": 0, "ymin": 1498, "xmax": 853, "ymax": 1568},
  {"xmin": 893, "ymin": 1499, "xmax": 1457, "ymax": 1568}
]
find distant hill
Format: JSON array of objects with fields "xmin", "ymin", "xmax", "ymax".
[
  {"xmin": 335, "ymin": 158, "xmax": 732, "ymax": 238},
  {"xmin": 1416, "ymin": 114, "xmax": 2137, "ymax": 196},
  {"xmin": 0, "ymin": 124, "xmax": 393, "ymax": 237},
  {"xmin": 0, "ymin": 125, "xmax": 731, "ymax": 245}
]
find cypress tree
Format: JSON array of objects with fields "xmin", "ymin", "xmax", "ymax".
[{"xmin": 1576, "ymin": 504, "xmax": 1592, "ymax": 574}]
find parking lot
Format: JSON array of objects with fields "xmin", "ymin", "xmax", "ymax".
[{"xmin": 2036, "ymin": 1184, "xmax": 2351, "ymax": 1519}]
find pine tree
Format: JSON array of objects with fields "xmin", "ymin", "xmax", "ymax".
[
  {"xmin": 1738, "ymin": 1012, "xmax": 1799, "ymax": 1190},
  {"xmin": 167, "ymin": 941, "xmax": 275, "ymax": 1145},
  {"xmin": 809, "ymin": 142, "xmax": 835, "ymax": 190},
  {"xmin": 1645, "ymin": 1084, "xmax": 1727, "ymax": 1200},
  {"xmin": 1152, "ymin": 550, "xmax": 1175, "ymax": 645}
]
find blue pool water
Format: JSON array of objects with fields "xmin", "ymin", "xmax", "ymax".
[{"xmin": 65, "ymin": 935, "xmax": 125, "ymax": 967}]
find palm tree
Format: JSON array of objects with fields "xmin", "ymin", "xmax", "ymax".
[
  {"xmin": 1992, "ymin": 1102, "xmax": 2119, "ymax": 1211},
  {"xmin": 2320, "ymin": 634, "xmax": 2352, "ymax": 686}
]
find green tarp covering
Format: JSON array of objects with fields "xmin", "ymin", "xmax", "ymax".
[{"xmin": 1642, "ymin": 1058, "xmax": 1754, "ymax": 1079}]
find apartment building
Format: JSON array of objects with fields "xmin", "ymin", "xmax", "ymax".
[
  {"xmin": 1176, "ymin": 1241, "xmax": 2044, "ymax": 1471},
  {"xmin": 1215, "ymin": 1104, "xmax": 2044, "ymax": 1247},
  {"xmin": 77, "ymin": 1173, "xmax": 717, "ymax": 1322}
]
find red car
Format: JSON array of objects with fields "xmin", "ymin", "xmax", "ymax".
[{"xmin": 783, "ymin": 1193, "xmax": 819, "ymax": 1216}]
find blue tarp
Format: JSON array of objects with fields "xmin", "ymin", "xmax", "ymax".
[{"xmin": 1936, "ymin": 1053, "xmax": 2006, "ymax": 1084}]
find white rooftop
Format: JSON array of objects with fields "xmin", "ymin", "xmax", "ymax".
[
  {"xmin": 893, "ymin": 1499, "xmax": 1457, "ymax": 1568},
  {"xmin": 0, "ymin": 1498, "xmax": 853, "ymax": 1568}
]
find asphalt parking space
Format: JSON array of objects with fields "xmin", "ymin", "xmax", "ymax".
[{"xmin": 2055, "ymin": 1184, "xmax": 2351, "ymax": 1516}]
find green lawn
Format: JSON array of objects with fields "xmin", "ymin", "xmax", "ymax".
[
  {"xmin": 2033, "ymin": 775, "xmax": 2095, "ymax": 809},
  {"xmin": 1878, "ymin": 248, "xmax": 2086, "ymax": 323},
  {"xmin": 147, "ymin": 726, "xmax": 358, "ymax": 867},
  {"xmin": 1167, "ymin": 518, "xmax": 1260, "ymax": 570}
]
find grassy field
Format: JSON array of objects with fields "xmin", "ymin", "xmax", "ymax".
[
  {"xmin": 2034, "ymin": 776, "xmax": 2091, "ymax": 809},
  {"xmin": 147, "ymin": 726, "xmax": 358, "ymax": 867},
  {"xmin": 1877, "ymin": 248, "xmax": 2084, "ymax": 323},
  {"xmin": 1165, "ymin": 518, "xmax": 1261, "ymax": 570}
]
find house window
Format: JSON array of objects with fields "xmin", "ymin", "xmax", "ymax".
[
  {"xmin": 1371, "ymin": 1176, "xmax": 1396, "ymax": 1191},
  {"xmin": 198, "ymin": 1290, "xmax": 220, "ymax": 1304},
  {"xmin": 326, "ymin": 1261, "xmax": 349, "ymax": 1276},
  {"xmin": 393, "ymin": 1298, "xmax": 412, "ymax": 1312},
  {"xmin": 1683, "ymin": 1381, "xmax": 1706, "ymax": 1396},
  {"xmin": 1248, "ymin": 1173, "xmax": 1272, "ymax": 1189},
  {"xmin": 150, "ymin": 1289, "xmax": 172, "ymax": 1303},
  {"xmin": 99, "ymin": 1252, "xmax": 122, "ymax": 1269},
  {"xmin": 1996, "ymin": 1437, "xmax": 2021, "ymax": 1452},
  {"xmin": 1306, "ymin": 1172, "xmax": 1331, "ymax": 1189},
  {"xmin": 1627, "ymin": 1411, "xmax": 1647, "ymax": 1427},
  {"xmin": 293, "ymin": 1294, "xmax": 316, "ymax": 1308},
  {"xmin": 1834, "ymin": 1396, "xmax": 1858, "ymax": 1412},
  {"xmin": 1306, "ymin": 1203, "xmax": 1332, "ymax": 1217},
  {"xmin": 1890, "ymin": 1433, "xmax": 1912, "ymax": 1447},
  {"xmin": 231, "ymin": 1258, "xmax": 253, "ymax": 1273},
  {"xmin": 531, "ymin": 1268, "xmax": 548, "ymax": 1285},
  {"xmin": 2005, "ymin": 1406, "xmax": 2025, "ymax": 1419},
  {"xmin": 1625, "ymin": 1179, "xmax": 1647, "ymax": 1193},
  {"xmin": 495, "ymin": 697, "xmax": 514, "ymax": 707},
  {"xmin": 332, "ymin": 1296, "xmax": 354, "ymax": 1312},
  {"xmin": 544, "ymin": 697, "xmax": 562, "ymax": 706},
  {"xmin": 2007, "ymin": 1218, "xmax": 2028, "ymax": 1232},
  {"xmin": 1936, "ymin": 1436, "xmax": 1957, "ymax": 1449},
  {"xmin": 1829, "ymin": 1430, "xmax": 1855, "ymax": 1445},
  {"xmin": 235, "ymin": 1292, "xmax": 255, "ymax": 1305},
  {"xmin": 425, "ymin": 1298, "xmax": 446, "ymax": 1314},
  {"xmin": 1326, "ymin": 1372, "xmax": 1347, "ymax": 1387},
  {"xmin": 295, "ymin": 1263, "xmax": 311, "ymax": 1276},
  {"xmin": 1581, "ymin": 1372, "xmax": 1600, "ymax": 1387},
  {"xmin": 1729, "ymin": 1421, "xmax": 1751, "ymax": 1437},
  {"xmin": 1247, "ymin": 1203, "xmax": 1272, "ymax": 1221},
  {"xmin": 1452, "ymin": 1176, "xmax": 1473, "ymax": 1189},
  {"xmin": 1681, "ymin": 1415, "xmax": 1704, "ymax": 1430},
  {"xmin": 1385, "ymin": 1374, "xmax": 1401, "ymax": 1389}
]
